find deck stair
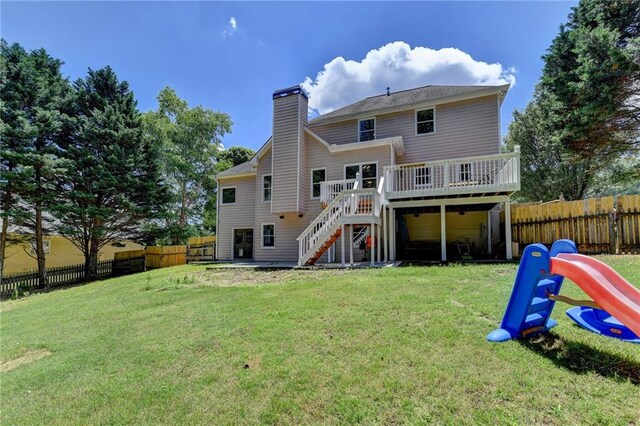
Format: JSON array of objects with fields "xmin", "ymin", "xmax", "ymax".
[{"xmin": 298, "ymin": 178, "xmax": 386, "ymax": 266}]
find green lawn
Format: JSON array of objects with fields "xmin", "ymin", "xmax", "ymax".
[{"xmin": 2, "ymin": 258, "xmax": 639, "ymax": 425}]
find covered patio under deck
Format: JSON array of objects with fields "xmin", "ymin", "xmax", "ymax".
[{"xmin": 383, "ymin": 195, "xmax": 514, "ymax": 263}]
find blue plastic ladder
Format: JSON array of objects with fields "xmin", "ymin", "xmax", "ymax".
[{"xmin": 487, "ymin": 240, "xmax": 578, "ymax": 342}]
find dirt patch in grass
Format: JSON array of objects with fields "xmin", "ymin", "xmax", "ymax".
[
  {"xmin": 171, "ymin": 268, "xmax": 354, "ymax": 288},
  {"xmin": 1, "ymin": 349, "xmax": 51, "ymax": 373}
]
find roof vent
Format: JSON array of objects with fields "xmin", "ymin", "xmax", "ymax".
[{"xmin": 386, "ymin": 87, "xmax": 390, "ymax": 96}]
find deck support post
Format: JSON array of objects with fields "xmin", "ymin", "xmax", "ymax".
[
  {"xmin": 390, "ymin": 207, "xmax": 395, "ymax": 261},
  {"xmin": 505, "ymin": 199, "xmax": 512, "ymax": 260},
  {"xmin": 383, "ymin": 207, "xmax": 388, "ymax": 262},
  {"xmin": 440, "ymin": 204, "xmax": 447, "ymax": 262},
  {"xmin": 341, "ymin": 223, "xmax": 345, "ymax": 266},
  {"xmin": 487, "ymin": 210, "xmax": 493, "ymax": 255},
  {"xmin": 377, "ymin": 223, "xmax": 381, "ymax": 264},
  {"xmin": 349, "ymin": 225, "xmax": 354, "ymax": 266},
  {"xmin": 371, "ymin": 222, "xmax": 375, "ymax": 267}
]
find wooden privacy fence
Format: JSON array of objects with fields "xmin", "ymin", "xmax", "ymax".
[
  {"xmin": 509, "ymin": 194, "xmax": 640, "ymax": 254},
  {"xmin": 187, "ymin": 236, "xmax": 216, "ymax": 263},
  {"xmin": 0, "ymin": 257, "xmax": 145, "ymax": 298},
  {"xmin": 145, "ymin": 245, "xmax": 187, "ymax": 269}
]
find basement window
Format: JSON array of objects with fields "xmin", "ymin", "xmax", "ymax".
[{"xmin": 262, "ymin": 224, "xmax": 275, "ymax": 248}]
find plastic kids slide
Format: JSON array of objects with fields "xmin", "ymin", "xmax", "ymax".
[{"xmin": 487, "ymin": 239, "xmax": 640, "ymax": 344}]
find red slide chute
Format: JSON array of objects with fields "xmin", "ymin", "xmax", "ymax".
[{"xmin": 550, "ymin": 253, "xmax": 640, "ymax": 338}]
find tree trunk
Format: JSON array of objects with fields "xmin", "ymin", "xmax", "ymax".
[
  {"xmin": 87, "ymin": 234, "xmax": 100, "ymax": 282},
  {"xmin": 0, "ymin": 202, "xmax": 8, "ymax": 277},
  {"xmin": 34, "ymin": 203, "xmax": 48, "ymax": 287}
]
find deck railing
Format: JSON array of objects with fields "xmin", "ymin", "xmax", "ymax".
[
  {"xmin": 319, "ymin": 178, "xmax": 358, "ymax": 205},
  {"xmin": 384, "ymin": 148, "xmax": 520, "ymax": 199}
]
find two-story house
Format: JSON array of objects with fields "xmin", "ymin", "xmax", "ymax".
[{"xmin": 215, "ymin": 84, "xmax": 520, "ymax": 266}]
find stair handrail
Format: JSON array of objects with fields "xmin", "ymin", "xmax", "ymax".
[{"xmin": 297, "ymin": 192, "xmax": 344, "ymax": 243}]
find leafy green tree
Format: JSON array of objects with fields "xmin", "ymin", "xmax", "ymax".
[
  {"xmin": 54, "ymin": 66, "xmax": 165, "ymax": 280},
  {"xmin": 143, "ymin": 87, "xmax": 232, "ymax": 244},
  {"xmin": 0, "ymin": 40, "xmax": 70, "ymax": 284},
  {"xmin": 218, "ymin": 146, "xmax": 255, "ymax": 167}
]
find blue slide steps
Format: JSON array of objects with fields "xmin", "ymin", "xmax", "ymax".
[{"xmin": 487, "ymin": 240, "xmax": 578, "ymax": 342}]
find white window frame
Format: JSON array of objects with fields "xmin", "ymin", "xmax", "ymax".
[
  {"xmin": 310, "ymin": 167, "xmax": 327, "ymax": 200},
  {"xmin": 415, "ymin": 107, "xmax": 436, "ymax": 136},
  {"xmin": 261, "ymin": 223, "xmax": 275, "ymax": 249},
  {"xmin": 262, "ymin": 174, "xmax": 272, "ymax": 203},
  {"xmin": 358, "ymin": 117, "xmax": 376, "ymax": 142},
  {"xmin": 221, "ymin": 186, "xmax": 237, "ymax": 205},
  {"xmin": 344, "ymin": 161, "xmax": 379, "ymax": 189},
  {"xmin": 30, "ymin": 239, "xmax": 51, "ymax": 255}
]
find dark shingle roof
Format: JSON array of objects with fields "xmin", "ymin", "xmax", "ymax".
[
  {"xmin": 216, "ymin": 161, "xmax": 255, "ymax": 178},
  {"xmin": 310, "ymin": 85, "xmax": 508, "ymax": 124}
]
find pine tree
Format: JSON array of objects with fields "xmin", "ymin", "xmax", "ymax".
[
  {"xmin": 0, "ymin": 40, "xmax": 70, "ymax": 284},
  {"xmin": 54, "ymin": 66, "xmax": 164, "ymax": 280}
]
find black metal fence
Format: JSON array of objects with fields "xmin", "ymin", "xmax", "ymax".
[{"xmin": 1, "ymin": 256, "xmax": 146, "ymax": 299}]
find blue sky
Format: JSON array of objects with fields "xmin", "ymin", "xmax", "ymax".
[{"xmin": 2, "ymin": 1, "xmax": 577, "ymax": 152}]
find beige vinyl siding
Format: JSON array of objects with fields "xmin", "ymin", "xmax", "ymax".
[
  {"xmin": 298, "ymin": 95, "xmax": 309, "ymax": 211},
  {"xmin": 272, "ymin": 94, "xmax": 302, "ymax": 213},
  {"xmin": 308, "ymin": 95, "xmax": 500, "ymax": 163},
  {"xmin": 378, "ymin": 95, "xmax": 499, "ymax": 163},
  {"xmin": 254, "ymin": 147, "xmax": 280, "ymax": 260},
  {"xmin": 310, "ymin": 119, "xmax": 359, "ymax": 145},
  {"xmin": 217, "ymin": 175, "xmax": 256, "ymax": 260}
]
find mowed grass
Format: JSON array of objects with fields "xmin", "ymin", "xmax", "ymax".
[{"xmin": 1, "ymin": 258, "xmax": 639, "ymax": 425}]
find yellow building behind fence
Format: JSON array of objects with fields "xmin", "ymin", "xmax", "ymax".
[{"xmin": 3, "ymin": 235, "xmax": 144, "ymax": 275}]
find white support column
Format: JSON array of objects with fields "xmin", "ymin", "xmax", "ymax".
[
  {"xmin": 349, "ymin": 225, "xmax": 354, "ymax": 266},
  {"xmin": 440, "ymin": 204, "xmax": 447, "ymax": 262},
  {"xmin": 383, "ymin": 207, "xmax": 388, "ymax": 262},
  {"xmin": 487, "ymin": 210, "xmax": 493, "ymax": 255},
  {"xmin": 505, "ymin": 199, "xmax": 513, "ymax": 260},
  {"xmin": 377, "ymin": 223, "xmax": 381, "ymax": 263},
  {"xmin": 341, "ymin": 223, "xmax": 345, "ymax": 266},
  {"xmin": 370, "ymin": 222, "xmax": 375, "ymax": 267},
  {"xmin": 390, "ymin": 207, "xmax": 395, "ymax": 261}
]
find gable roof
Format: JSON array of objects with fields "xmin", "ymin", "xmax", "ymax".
[
  {"xmin": 216, "ymin": 161, "xmax": 256, "ymax": 179},
  {"xmin": 310, "ymin": 84, "xmax": 510, "ymax": 125}
]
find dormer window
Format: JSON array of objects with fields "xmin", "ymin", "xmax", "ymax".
[
  {"xmin": 416, "ymin": 108, "xmax": 435, "ymax": 134},
  {"xmin": 358, "ymin": 118, "xmax": 375, "ymax": 142}
]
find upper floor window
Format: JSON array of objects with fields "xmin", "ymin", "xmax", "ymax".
[
  {"xmin": 262, "ymin": 175, "xmax": 272, "ymax": 202},
  {"xmin": 416, "ymin": 108, "xmax": 435, "ymax": 135},
  {"xmin": 311, "ymin": 168, "xmax": 326, "ymax": 199},
  {"xmin": 221, "ymin": 187, "xmax": 236, "ymax": 204},
  {"xmin": 358, "ymin": 118, "xmax": 375, "ymax": 142}
]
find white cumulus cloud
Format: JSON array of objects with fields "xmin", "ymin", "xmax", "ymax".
[
  {"xmin": 302, "ymin": 41, "xmax": 516, "ymax": 115},
  {"xmin": 230, "ymin": 17, "xmax": 237, "ymax": 30}
]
